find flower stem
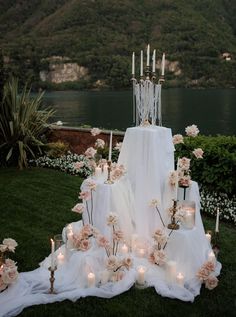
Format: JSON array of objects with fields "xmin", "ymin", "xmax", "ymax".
[{"xmin": 155, "ymin": 206, "xmax": 166, "ymax": 227}]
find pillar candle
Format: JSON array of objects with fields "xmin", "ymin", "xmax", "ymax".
[
  {"xmin": 132, "ymin": 52, "xmax": 135, "ymax": 75},
  {"xmin": 66, "ymin": 229, "xmax": 74, "ymax": 249},
  {"xmin": 87, "ymin": 272, "xmax": 96, "ymax": 287},
  {"xmin": 205, "ymin": 233, "xmax": 211, "ymax": 243},
  {"xmin": 161, "ymin": 53, "xmax": 165, "ymax": 76},
  {"xmin": 184, "ymin": 209, "xmax": 195, "ymax": 229},
  {"xmin": 120, "ymin": 243, "xmax": 128, "ymax": 254},
  {"xmin": 215, "ymin": 208, "xmax": 220, "ymax": 233},
  {"xmin": 137, "ymin": 266, "xmax": 146, "ymax": 285},
  {"xmin": 57, "ymin": 251, "xmax": 65, "ymax": 265},
  {"xmin": 108, "ymin": 131, "xmax": 113, "ymax": 161},
  {"xmin": 140, "ymin": 50, "xmax": 143, "ymax": 76},
  {"xmin": 95, "ymin": 166, "xmax": 102, "ymax": 178},
  {"xmin": 208, "ymin": 251, "xmax": 216, "ymax": 264},
  {"xmin": 147, "ymin": 44, "xmax": 150, "ymax": 66},
  {"xmin": 176, "ymin": 272, "xmax": 184, "ymax": 287},
  {"xmin": 152, "ymin": 49, "xmax": 156, "ymax": 73},
  {"xmin": 100, "ymin": 270, "xmax": 110, "ymax": 285},
  {"xmin": 50, "ymin": 238, "xmax": 55, "ymax": 269},
  {"xmin": 166, "ymin": 260, "xmax": 177, "ymax": 283}
]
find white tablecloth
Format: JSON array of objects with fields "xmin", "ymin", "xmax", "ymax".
[
  {"xmin": 118, "ymin": 126, "xmax": 174, "ymax": 238},
  {"xmin": 81, "ymin": 176, "xmax": 135, "ymax": 241}
]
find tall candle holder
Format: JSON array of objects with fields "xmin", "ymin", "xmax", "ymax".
[
  {"xmin": 104, "ymin": 160, "xmax": 114, "ymax": 184},
  {"xmin": 132, "ymin": 47, "xmax": 165, "ymax": 127},
  {"xmin": 167, "ymin": 200, "xmax": 180, "ymax": 230},
  {"xmin": 48, "ymin": 266, "xmax": 57, "ymax": 294}
]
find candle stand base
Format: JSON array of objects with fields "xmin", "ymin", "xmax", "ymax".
[
  {"xmin": 48, "ymin": 266, "xmax": 57, "ymax": 294},
  {"xmin": 104, "ymin": 160, "xmax": 114, "ymax": 185},
  {"xmin": 167, "ymin": 223, "xmax": 180, "ymax": 230},
  {"xmin": 135, "ymin": 281, "xmax": 148, "ymax": 289}
]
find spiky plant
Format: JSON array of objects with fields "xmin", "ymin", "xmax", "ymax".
[{"xmin": 0, "ymin": 78, "xmax": 54, "ymax": 169}]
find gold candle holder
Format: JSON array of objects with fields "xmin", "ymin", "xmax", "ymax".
[
  {"xmin": 48, "ymin": 266, "xmax": 57, "ymax": 294},
  {"xmin": 158, "ymin": 75, "xmax": 165, "ymax": 84},
  {"xmin": 167, "ymin": 200, "xmax": 180, "ymax": 230},
  {"xmin": 104, "ymin": 160, "xmax": 114, "ymax": 184}
]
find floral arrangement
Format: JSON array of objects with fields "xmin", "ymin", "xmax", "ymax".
[
  {"xmin": 95, "ymin": 213, "xmax": 133, "ymax": 282},
  {"xmin": 196, "ymin": 260, "xmax": 218, "ymax": 290},
  {"xmin": 148, "ymin": 229, "xmax": 167, "ymax": 266},
  {"xmin": 67, "ymin": 224, "xmax": 94, "ymax": 251},
  {"xmin": 171, "ymin": 124, "xmax": 204, "ymax": 189},
  {"xmin": 0, "ymin": 238, "xmax": 19, "ymax": 292},
  {"xmin": 110, "ymin": 163, "xmax": 126, "ymax": 181}
]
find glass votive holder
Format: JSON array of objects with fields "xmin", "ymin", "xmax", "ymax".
[{"xmin": 54, "ymin": 234, "xmax": 64, "ymax": 251}]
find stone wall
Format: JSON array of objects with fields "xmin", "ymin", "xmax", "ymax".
[{"xmin": 48, "ymin": 126, "xmax": 125, "ymax": 154}]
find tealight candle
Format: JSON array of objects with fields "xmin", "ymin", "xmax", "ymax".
[
  {"xmin": 57, "ymin": 251, "xmax": 65, "ymax": 265},
  {"xmin": 176, "ymin": 272, "xmax": 184, "ymax": 287},
  {"xmin": 205, "ymin": 233, "xmax": 211, "ymax": 243},
  {"xmin": 120, "ymin": 243, "xmax": 128, "ymax": 254},
  {"xmin": 137, "ymin": 266, "xmax": 146, "ymax": 285},
  {"xmin": 87, "ymin": 272, "xmax": 96, "ymax": 288},
  {"xmin": 138, "ymin": 248, "xmax": 146, "ymax": 258},
  {"xmin": 208, "ymin": 251, "xmax": 216, "ymax": 264}
]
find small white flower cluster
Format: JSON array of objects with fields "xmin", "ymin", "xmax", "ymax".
[
  {"xmin": 30, "ymin": 152, "xmax": 93, "ymax": 177},
  {"xmin": 200, "ymin": 189, "xmax": 236, "ymax": 225}
]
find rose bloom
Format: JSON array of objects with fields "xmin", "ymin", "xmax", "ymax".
[
  {"xmin": 152, "ymin": 229, "xmax": 164, "ymax": 241},
  {"xmin": 85, "ymin": 147, "xmax": 97, "ymax": 158},
  {"xmin": 0, "ymin": 277, "xmax": 7, "ymax": 292},
  {"xmin": 179, "ymin": 175, "xmax": 191, "ymax": 187},
  {"xmin": 96, "ymin": 235, "xmax": 110, "ymax": 248},
  {"xmin": 149, "ymin": 199, "xmax": 159, "ymax": 208},
  {"xmin": 92, "ymin": 227, "xmax": 100, "ymax": 238},
  {"xmin": 4, "ymin": 259, "xmax": 17, "ymax": 269},
  {"xmin": 106, "ymin": 255, "xmax": 118, "ymax": 271},
  {"xmin": 79, "ymin": 239, "xmax": 91, "ymax": 252},
  {"xmin": 113, "ymin": 230, "xmax": 124, "ymax": 242},
  {"xmin": 2, "ymin": 266, "xmax": 18, "ymax": 284},
  {"xmin": 81, "ymin": 224, "xmax": 92, "ymax": 237},
  {"xmin": 91, "ymin": 127, "xmax": 101, "ymax": 136},
  {"xmin": 114, "ymin": 142, "xmax": 123, "ymax": 152},
  {"xmin": 95, "ymin": 138, "xmax": 105, "ymax": 149},
  {"xmin": 169, "ymin": 171, "xmax": 178, "ymax": 186},
  {"xmin": 107, "ymin": 213, "xmax": 118, "ymax": 226},
  {"xmin": 122, "ymin": 257, "xmax": 133, "ymax": 270},
  {"xmin": 196, "ymin": 267, "xmax": 210, "ymax": 281},
  {"xmin": 178, "ymin": 157, "xmax": 191, "ymax": 171},
  {"xmin": 172, "ymin": 134, "xmax": 184, "ymax": 145},
  {"xmin": 193, "ymin": 148, "xmax": 204, "ymax": 159},
  {"xmin": 79, "ymin": 190, "xmax": 91, "ymax": 201},
  {"xmin": 111, "ymin": 166, "xmax": 125, "ymax": 181},
  {"xmin": 73, "ymin": 161, "xmax": 85, "ymax": 170},
  {"xmin": 148, "ymin": 252, "xmax": 156, "ymax": 264},
  {"xmin": 203, "ymin": 260, "xmax": 215, "ymax": 273},
  {"xmin": 154, "ymin": 250, "xmax": 166, "ymax": 266},
  {"xmin": 205, "ymin": 275, "xmax": 219, "ymax": 290},
  {"xmin": 0, "ymin": 244, "xmax": 7, "ymax": 252},
  {"xmin": 185, "ymin": 124, "xmax": 200, "ymax": 137},
  {"xmin": 85, "ymin": 179, "xmax": 97, "ymax": 191},
  {"xmin": 3, "ymin": 238, "xmax": 18, "ymax": 252},
  {"xmin": 72, "ymin": 203, "xmax": 85, "ymax": 214}
]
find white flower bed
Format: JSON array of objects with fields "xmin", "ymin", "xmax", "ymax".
[
  {"xmin": 200, "ymin": 188, "xmax": 236, "ymax": 225},
  {"xmin": 30, "ymin": 152, "xmax": 93, "ymax": 178}
]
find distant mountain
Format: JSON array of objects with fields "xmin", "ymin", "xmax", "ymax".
[{"xmin": 0, "ymin": 0, "xmax": 236, "ymax": 89}]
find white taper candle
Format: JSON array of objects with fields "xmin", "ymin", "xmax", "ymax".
[
  {"xmin": 132, "ymin": 52, "xmax": 135, "ymax": 75},
  {"xmin": 108, "ymin": 131, "xmax": 113, "ymax": 161},
  {"xmin": 147, "ymin": 44, "xmax": 150, "ymax": 66},
  {"xmin": 152, "ymin": 49, "xmax": 156, "ymax": 73},
  {"xmin": 140, "ymin": 50, "xmax": 143, "ymax": 76},
  {"xmin": 161, "ymin": 53, "xmax": 165, "ymax": 76}
]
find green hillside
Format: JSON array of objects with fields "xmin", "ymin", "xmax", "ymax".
[{"xmin": 0, "ymin": 0, "xmax": 236, "ymax": 89}]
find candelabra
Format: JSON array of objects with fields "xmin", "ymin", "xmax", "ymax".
[
  {"xmin": 167, "ymin": 200, "xmax": 180, "ymax": 230},
  {"xmin": 131, "ymin": 46, "xmax": 165, "ymax": 127}
]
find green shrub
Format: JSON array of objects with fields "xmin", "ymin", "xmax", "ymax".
[
  {"xmin": 0, "ymin": 78, "xmax": 54, "ymax": 169},
  {"xmin": 175, "ymin": 135, "xmax": 236, "ymax": 195},
  {"xmin": 45, "ymin": 141, "xmax": 70, "ymax": 158}
]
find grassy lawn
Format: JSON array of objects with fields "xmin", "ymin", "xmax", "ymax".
[{"xmin": 0, "ymin": 167, "xmax": 235, "ymax": 317}]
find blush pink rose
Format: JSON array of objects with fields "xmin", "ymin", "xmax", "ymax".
[
  {"xmin": 91, "ymin": 128, "xmax": 101, "ymax": 136},
  {"xmin": 79, "ymin": 191, "xmax": 91, "ymax": 201},
  {"xmin": 95, "ymin": 138, "xmax": 105, "ymax": 149},
  {"xmin": 205, "ymin": 275, "xmax": 218, "ymax": 290},
  {"xmin": 96, "ymin": 235, "xmax": 110, "ymax": 248},
  {"xmin": 192, "ymin": 148, "xmax": 204, "ymax": 159},
  {"xmin": 185, "ymin": 124, "xmax": 200, "ymax": 137},
  {"xmin": 85, "ymin": 147, "xmax": 97, "ymax": 158},
  {"xmin": 73, "ymin": 161, "xmax": 85, "ymax": 170},
  {"xmin": 79, "ymin": 239, "xmax": 91, "ymax": 252},
  {"xmin": 72, "ymin": 203, "xmax": 85, "ymax": 214},
  {"xmin": 173, "ymin": 134, "xmax": 184, "ymax": 145}
]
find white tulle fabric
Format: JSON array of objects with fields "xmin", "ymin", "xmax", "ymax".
[{"xmin": 0, "ymin": 126, "xmax": 222, "ymax": 317}]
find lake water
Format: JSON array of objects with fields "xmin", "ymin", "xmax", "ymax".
[{"xmin": 43, "ymin": 88, "xmax": 236, "ymax": 135}]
